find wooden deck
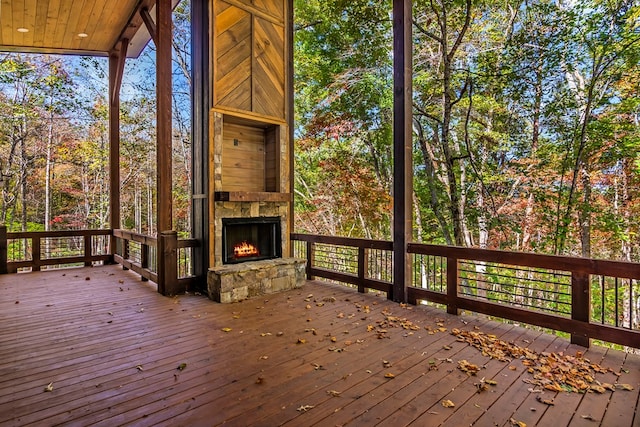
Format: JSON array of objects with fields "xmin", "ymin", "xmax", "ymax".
[{"xmin": 0, "ymin": 265, "xmax": 638, "ymax": 427}]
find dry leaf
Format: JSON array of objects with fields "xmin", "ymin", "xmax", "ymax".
[
  {"xmin": 297, "ymin": 338, "xmax": 306, "ymax": 344},
  {"xmin": 327, "ymin": 390, "xmax": 341, "ymax": 397},
  {"xmin": 383, "ymin": 360, "xmax": 392, "ymax": 368},
  {"xmin": 255, "ymin": 377, "xmax": 264, "ymax": 384},
  {"xmin": 135, "ymin": 364, "xmax": 144, "ymax": 371},
  {"xmin": 536, "ymin": 396, "xmax": 554, "ymax": 405},
  {"xmin": 297, "ymin": 405, "xmax": 314, "ymax": 412},
  {"xmin": 441, "ymin": 399, "xmax": 455, "ymax": 408},
  {"xmin": 510, "ymin": 418, "xmax": 526, "ymax": 427},
  {"xmin": 458, "ymin": 359, "xmax": 479, "ymax": 375},
  {"xmin": 616, "ymin": 383, "xmax": 634, "ymax": 391},
  {"xmin": 44, "ymin": 382, "xmax": 54, "ymax": 392},
  {"xmin": 384, "ymin": 373, "xmax": 395, "ymax": 379},
  {"xmin": 221, "ymin": 327, "xmax": 232, "ymax": 332},
  {"xmin": 581, "ymin": 414, "xmax": 598, "ymax": 421},
  {"xmin": 177, "ymin": 363, "xmax": 187, "ymax": 371}
]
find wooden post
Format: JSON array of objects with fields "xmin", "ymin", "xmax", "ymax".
[
  {"xmin": 32, "ymin": 236, "xmax": 41, "ymax": 272},
  {"xmin": 0, "ymin": 225, "xmax": 7, "ymax": 274},
  {"xmin": 109, "ymin": 40, "xmax": 127, "ymax": 263},
  {"xmin": 571, "ymin": 271, "xmax": 590, "ymax": 347},
  {"xmin": 84, "ymin": 234, "xmax": 92, "ymax": 267},
  {"xmin": 141, "ymin": 242, "xmax": 149, "ymax": 282},
  {"xmin": 357, "ymin": 247, "xmax": 366, "ymax": 293},
  {"xmin": 156, "ymin": 0, "xmax": 174, "ymax": 295},
  {"xmin": 158, "ymin": 231, "xmax": 178, "ymax": 295},
  {"xmin": 156, "ymin": 0, "xmax": 173, "ymax": 235},
  {"xmin": 392, "ymin": 0, "xmax": 413, "ymax": 303},
  {"xmin": 306, "ymin": 240, "xmax": 314, "ymax": 280},
  {"xmin": 447, "ymin": 257, "xmax": 459, "ymax": 315}
]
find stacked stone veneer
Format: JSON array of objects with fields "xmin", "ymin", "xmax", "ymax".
[{"xmin": 208, "ymin": 257, "xmax": 305, "ymax": 303}]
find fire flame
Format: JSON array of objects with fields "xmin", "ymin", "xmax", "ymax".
[{"xmin": 233, "ymin": 241, "xmax": 260, "ymax": 258}]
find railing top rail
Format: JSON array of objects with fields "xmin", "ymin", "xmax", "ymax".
[
  {"xmin": 8, "ymin": 229, "xmax": 112, "ymax": 238},
  {"xmin": 177, "ymin": 238, "xmax": 200, "ymax": 249},
  {"xmin": 408, "ymin": 243, "xmax": 640, "ymax": 280},
  {"xmin": 291, "ymin": 233, "xmax": 393, "ymax": 251},
  {"xmin": 113, "ymin": 229, "xmax": 158, "ymax": 245}
]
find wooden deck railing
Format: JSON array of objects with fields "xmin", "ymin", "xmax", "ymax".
[
  {"xmin": 1, "ymin": 228, "xmax": 112, "ymax": 273},
  {"xmin": 0, "ymin": 226, "xmax": 199, "ymax": 296},
  {"xmin": 291, "ymin": 233, "xmax": 640, "ymax": 349},
  {"xmin": 113, "ymin": 229, "xmax": 199, "ymax": 294}
]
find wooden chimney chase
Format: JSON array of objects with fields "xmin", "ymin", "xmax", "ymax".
[{"xmin": 207, "ymin": 0, "xmax": 304, "ymax": 303}]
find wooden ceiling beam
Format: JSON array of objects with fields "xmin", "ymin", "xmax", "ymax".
[
  {"xmin": 140, "ymin": 7, "xmax": 157, "ymax": 43},
  {"xmin": 111, "ymin": 0, "xmax": 156, "ymax": 53}
]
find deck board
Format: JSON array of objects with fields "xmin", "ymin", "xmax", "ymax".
[{"xmin": 0, "ymin": 265, "xmax": 638, "ymax": 427}]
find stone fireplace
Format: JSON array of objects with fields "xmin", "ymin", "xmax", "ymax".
[{"xmin": 206, "ymin": 112, "xmax": 305, "ymax": 303}]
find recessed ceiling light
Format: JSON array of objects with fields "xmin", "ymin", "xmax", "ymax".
[
  {"xmin": 78, "ymin": 33, "xmax": 88, "ymax": 38},
  {"xmin": 17, "ymin": 28, "xmax": 29, "ymax": 33}
]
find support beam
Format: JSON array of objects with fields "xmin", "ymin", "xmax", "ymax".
[
  {"xmin": 156, "ymin": 0, "xmax": 173, "ymax": 234},
  {"xmin": 109, "ymin": 40, "xmax": 128, "ymax": 241},
  {"xmin": 156, "ymin": 0, "xmax": 174, "ymax": 295},
  {"xmin": 141, "ymin": 7, "xmax": 157, "ymax": 43},
  {"xmin": 392, "ymin": 0, "xmax": 413, "ymax": 303}
]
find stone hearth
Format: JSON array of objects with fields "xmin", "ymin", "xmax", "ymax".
[{"xmin": 207, "ymin": 258, "xmax": 305, "ymax": 303}]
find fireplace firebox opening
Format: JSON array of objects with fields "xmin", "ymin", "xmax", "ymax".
[{"xmin": 222, "ymin": 217, "xmax": 282, "ymax": 264}]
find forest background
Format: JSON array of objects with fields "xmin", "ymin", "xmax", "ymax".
[{"xmin": 0, "ymin": 0, "xmax": 638, "ymax": 263}]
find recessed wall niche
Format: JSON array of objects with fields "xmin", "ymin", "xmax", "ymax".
[{"xmin": 221, "ymin": 114, "xmax": 280, "ymax": 193}]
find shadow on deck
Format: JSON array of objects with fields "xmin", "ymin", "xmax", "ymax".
[{"xmin": 0, "ymin": 265, "xmax": 638, "ymax": 426}]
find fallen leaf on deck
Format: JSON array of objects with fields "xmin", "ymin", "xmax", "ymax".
[
  {"xmin": 441, "ymin": 399, "xmax": 455, "ymax": 408},
  {"xmin": 581, "ymin": 414, "xmax": 598, "ymax": 421},
  {"xmin": 458, "ymin": 359, "xmax": 479, "ymax": 375},
  {"xmin": 297, "ymin": 338, "xmax": 306, "ymax": 344},
  {"xmin": 221, "ymin": 327, "xmax": 232, "ymax": 332},
  {"xmin": 384, "ymin": 373, "xmax": 395, "ymax": 379},
  {"xmin": 260, "ymin": 332, "xmax": 272, "ymax": 337},
  {"xmin": 382, "ymin": 360, "xmax": 392, "ymax": 368},
  {"xmin": 44, "ymin": 382, "xmax": 54, "ymax": 392},
  {"xmin": 616, "ymin": 383, "xmax": 634, "ymax": 391},
  {"xmin": 510, "ymin": 418, "xmax": 526, "ymax": 427},
  {"xmin": 136, "ymin": 365, "xmax": 144, "ymax": 371},
  {"xmin": 177, "ymin": 363, "xmax": 187, "ymax": 371},
  {"xmin": 589, "ymin": 384, "xmax": 606, "ymax": 393},
  {"xmin": 536, "ymin": 396, "xmax": 554, "ymax": 405},
  {"xmin": 327, "ymin": 390, "xmax": 341, "ymax": 397},
  {"xmin": 297, "ymin": 405, "xmax": 314, "ymax": 412},
  {"xmin": 255, "ymin": 377, "xmax": 264, "ymax": 384}
]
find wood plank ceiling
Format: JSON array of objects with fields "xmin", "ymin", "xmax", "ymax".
[{"xmin": 0, "ymin": 0, "xmax": 157, "ymax": 57}]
